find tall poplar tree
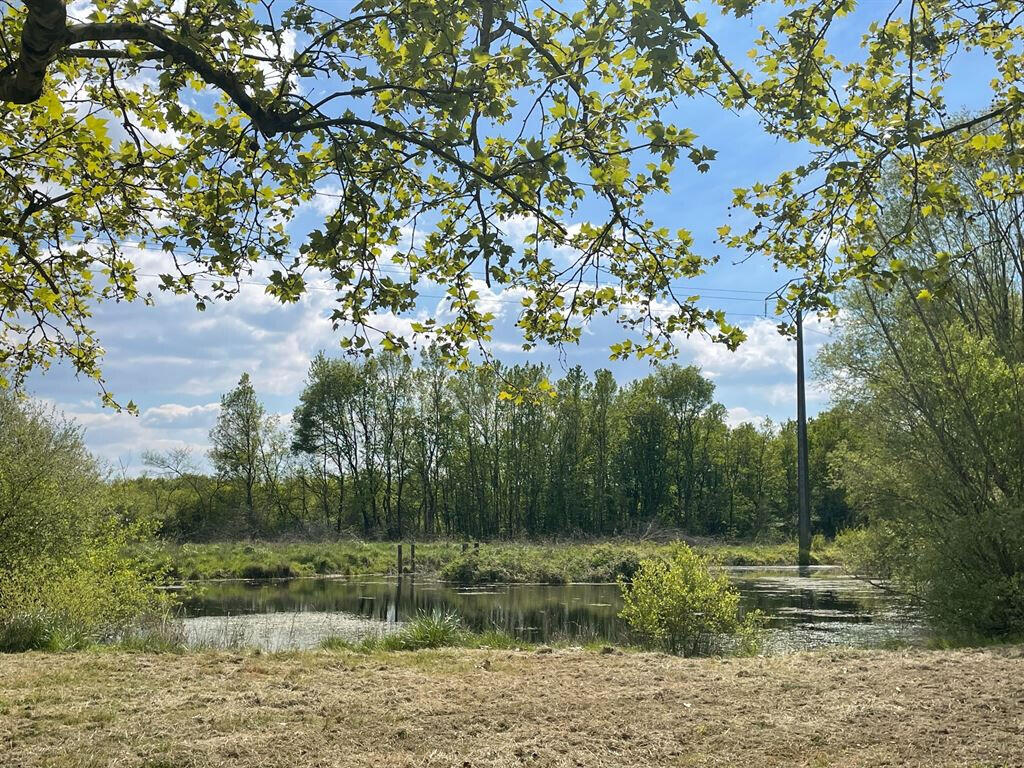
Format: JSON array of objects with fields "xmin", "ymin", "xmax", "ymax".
[{"xmin": 209, "ymin": 373, "xmax": 265, "ymax": 534}]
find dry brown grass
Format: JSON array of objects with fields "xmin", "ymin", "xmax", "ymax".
[{"xmin": 0, "ymin": 646, "xmax": 1022, "ymax": 767}]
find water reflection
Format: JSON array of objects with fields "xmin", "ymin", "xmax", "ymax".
[{"xmin": 181, "ymin": 567, "xmax": 925, "ymax": 652}]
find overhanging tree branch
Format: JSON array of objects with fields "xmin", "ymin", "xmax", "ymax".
[
  {"xmin": 0, "ymin": 0, "xmax": 67, "ymax": 104},
  {"xmin": 2, "ymin": 3, "xmax": 561, "ymax": 232}
]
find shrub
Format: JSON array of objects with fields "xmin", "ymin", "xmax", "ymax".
[
  {"xmin": 0, "ymin": 515, "xmax": 171, "ymax": 651},
  {"xmin": 579, "ymin": 545, "xmax": 643, "ymax": 582},
  {"xmin": 116, "ymin": 615, "xmax": 190, "ymax": 653},
  {"xmin": 0, "ymin": 395, "xmax": 170, "ymax": 652},
  {"xmin": 438, "ymin": 553, "xmax": 492, "ymax": 584},
  {"xmin": 618, "ymin": 544, "xmax": 763, "ymax": 656}
]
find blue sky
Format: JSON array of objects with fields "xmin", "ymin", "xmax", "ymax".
[{"xmin": 23, "ymin": 0, "xmax": 994, "ymax": 471}]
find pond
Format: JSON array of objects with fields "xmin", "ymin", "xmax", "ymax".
[{"xmin": 180, "ymin": 566, "xmax": 926, "ymax": 653}]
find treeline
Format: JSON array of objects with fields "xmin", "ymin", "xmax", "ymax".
[{"xmin": 131, "ymin": 355, "xmax": 856, "ymax": 541}]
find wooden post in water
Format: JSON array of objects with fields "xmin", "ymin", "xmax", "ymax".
[
  {"xmin": 410, "ymin": 542, "xmax": 416, "ymax": 574},
  {"xmin": 397, "ymin": 543, "xmax": 403, "ymax": 575}
]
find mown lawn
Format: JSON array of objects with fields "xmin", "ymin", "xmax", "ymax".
[{"xmin": 0, "ymin": 646, "xmax": 1020, "ymax": 767}]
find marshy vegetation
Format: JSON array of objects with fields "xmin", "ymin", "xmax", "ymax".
[
  {"xmin": 319, "ymin": 610, "xmax": 528, "ymax": 653},
  {"xmin": 144, "ymin": 536, "xmax": 836, "ymax": 583}
]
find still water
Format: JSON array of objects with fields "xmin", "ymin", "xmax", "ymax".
[{"xmin": 181, "ymin": 567, "xmax": 925, "ymax": 652}]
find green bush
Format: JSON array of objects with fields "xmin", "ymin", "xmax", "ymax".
[
  {"xmin": 836, "ymin": 511, "xmax": 1024, "ymax": 639},
  {"xmin": 618, "ymin": 544, "xmax": 763, "ymax": 656},
  {"xmin": 0, "ymin": 395, "xmax": 170, "ymax": 652},
  {"xmin": 0, "ymin": 515, "xmax": 171, "ymax": 652},
  {"xmin": 438, "ymin": 552, "xmax": 532, "ymax": 584},
  {"xmin": 438, "ymin": 544, "xmax": 647, "ymax": 584}
]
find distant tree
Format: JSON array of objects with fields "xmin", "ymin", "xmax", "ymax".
[
  {"xmin": 257, "ymin": 413, "xmax": 296, "ymax": 530},
  {"xmin": 498, "ymin": 363, "xmax": 548, "ymax": 535},
  {"xmin": 656, "ymin": 364, "xmax": 717, "ymax": 527},
  {"xmin": 617, "ymin": 379, "xmax": 670, "ymax": 524},
  {"xmin": 376, "ymin": 352, "xmax": 414, "ymax": 537},
  {"xmin": 142, "ymin": 448, "xmax": 226, "ymax": 538},
  {"xmin": 589, "ymin": 369, "xmax": 618, "ymax": 533},
  {"xmin": 411, "ymin": 350, "xmax": 455, "ymax": 537},
  {"xmin": 125, "ymin": 358, "xmax": 858, "ymax": 545},
  {"xmin": 806, "ymin": 410, "xmax": 856, "ymax": 538},
  {"xmin": 292, "ymin": 354, "xmax": 362, "ymax": 532},
  {"xmin": 547, "ymin": 366, "xmax": 591, "ymax": 532},
  {"xmin": 728, "ymin": 420, "xmax": 781, "ymax": 538},
  {"xmin": 209, "ymin": 373, "xmax": 266, "ymax": 535}
]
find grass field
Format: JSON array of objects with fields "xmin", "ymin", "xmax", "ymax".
[
  {"xmin": 146, "ymin": 537, "xmax": 841, "ymax": 582},
  {"xmin": 0, "ymin": 646, "xmax": 1020, "ymax": 767}
]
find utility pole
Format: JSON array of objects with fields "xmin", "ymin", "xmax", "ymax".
[{"xmin": 795, "ymin": 307, "xmax": 811, "ymax": 566}]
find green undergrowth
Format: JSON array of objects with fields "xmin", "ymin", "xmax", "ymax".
[{"xmin": 144, "ymin": 537, "xmax": 842, "ymax": 584}]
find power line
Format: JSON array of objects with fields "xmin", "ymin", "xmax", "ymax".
[
  {"xmin": 131, "ymin": 271, "xmax": 837, "ymax": 338},
  {"xmin": 134, "ymin": 272, "xmax": 782, "ymax": 311},
  {"xmin": 59, "ymin": 233, "xmax": 772, "ymax": 301},
  {"xmin": 37, "ymin": 233, "xmax": 834, "ymax": 329}
]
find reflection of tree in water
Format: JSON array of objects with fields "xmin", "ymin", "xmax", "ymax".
[{"xmin": 183, "ymin": 568, "xmax": 918, "ymax": 647}]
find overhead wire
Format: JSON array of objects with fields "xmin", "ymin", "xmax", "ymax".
[{"xmin": 58, "ymin": 233, "xmax": 775, "ymax": 302}]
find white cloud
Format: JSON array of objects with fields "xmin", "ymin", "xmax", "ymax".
[
  {"xmin": 724, "ymin": 406, "xmax": 760, "ymax": 428},
  {"xmin": 308, "ymin": 184, "xmax": 344, "ymax": 216},
  {"xmin": 676, "ymin": 318, "xmax": 793, "ymax": 378},
  {"xmin": 250, "ymin": 29, "xmax": 297, "ymax": 90},
  {"xmin": 763, "ymin": 379, "xmax": 829, "ymax": 408},
  {"xmin": 490, "ymin": 340, "xmax": 529, "ymax": 354},
  {"xmin": 672, "ymin": 314, "xmax": 834, "ymax": 379},
  {"xmin": 141, "ymin": 402, "xmax": 220, "ymax": 425},
  {"xmin": 42, "ymin": 401, "xmax": 213, "ymax": 472},
  {"xmin": 433, "ymin": 278, "xmax": 526, "ymax": 323}
]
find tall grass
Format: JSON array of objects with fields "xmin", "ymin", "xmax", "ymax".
[{"xmin": 321, "ymin": 610, "xmax": 526, "ymax": 652}]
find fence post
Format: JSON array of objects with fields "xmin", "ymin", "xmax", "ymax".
[
  {"xmin": 461, "ymin": 541, "xmax": 468, "ymax": 554},
  {"xmin": 410, "ymin": 541, "xmax": 416, "ymax": 574},
  {"xmin": 397, "ymin": 543, "xmax": 403, "ymax": 575}
]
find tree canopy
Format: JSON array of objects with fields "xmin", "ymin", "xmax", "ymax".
[{"xmin": 1, "ymin": 0, "xmax": 1020, "ymax": 402}]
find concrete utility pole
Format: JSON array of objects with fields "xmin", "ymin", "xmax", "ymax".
[{"xmin": 795, "ymin": 307, "xmax": 811, "ymax": 566}]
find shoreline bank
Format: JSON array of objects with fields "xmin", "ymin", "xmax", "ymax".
[{"xmin": 147, "ymin": 537, "xmax": 842, "ymax": 583}]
